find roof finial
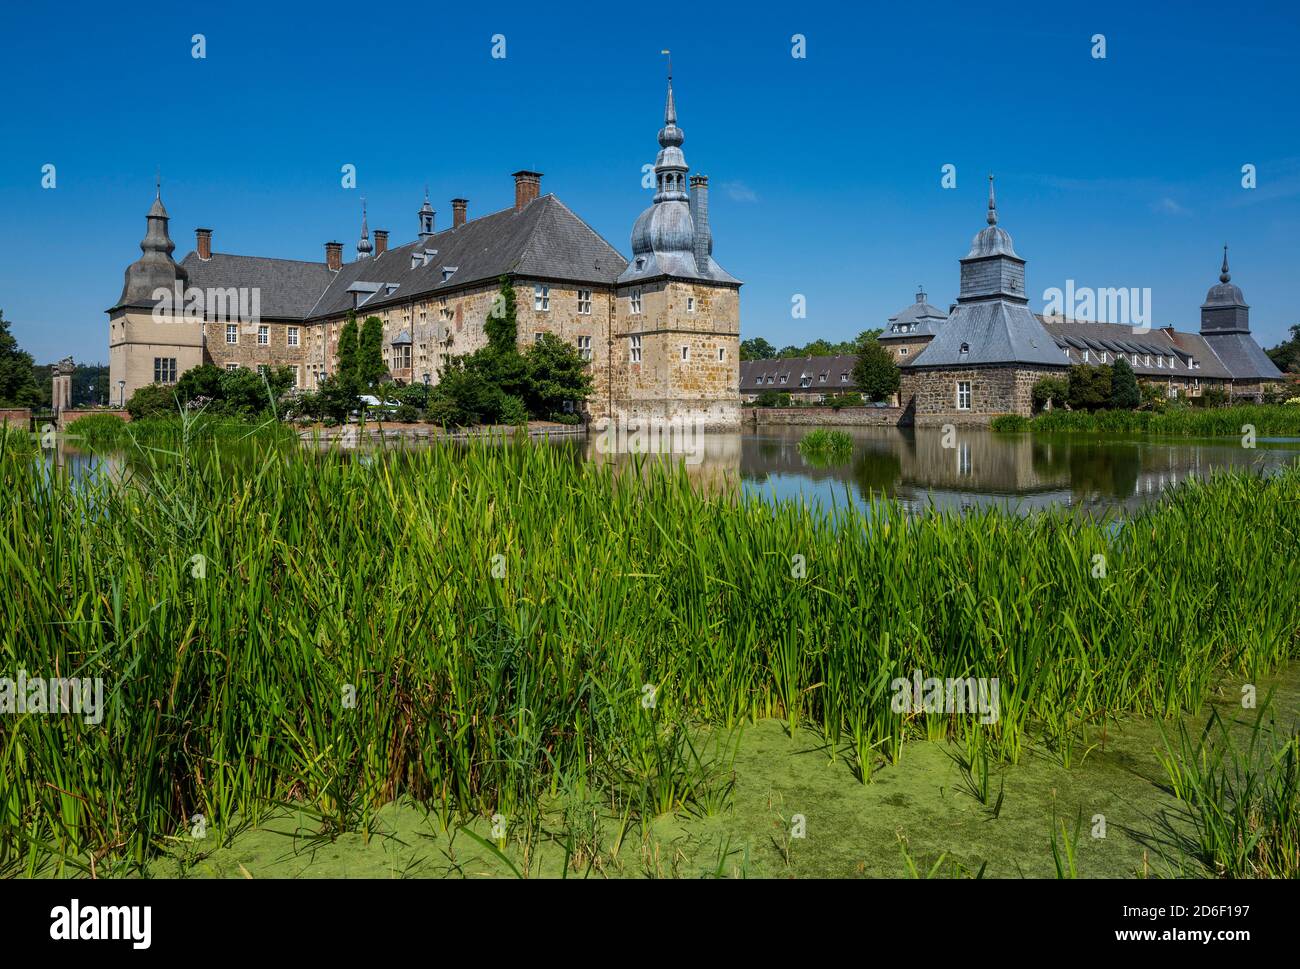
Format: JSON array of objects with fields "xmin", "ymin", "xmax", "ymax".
[
  {"xmin": 1220, "ymin": 243, "xmax": 1231, "ymax": 283},
  {"xmin": 661, "ymin": 49, "xmax": 676, "ymax": 125},
  {"xmin": 357, "ymin": 197, "xmax": 373, "ymax": 257},
  {"xmin": 987, "ymin": 173, "xmax": 997, "ymax": 225},
  {"xmin": 155, "ymin": 167, "xmax": 161, "ymax": 199},
  {"xmin": 916, "ymin": 284, "xmax": 926, "ymax": 303}
]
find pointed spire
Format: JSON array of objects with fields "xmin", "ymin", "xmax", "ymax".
[
  {"xmin": 917, "ymin": 285, "xmax": 926, "ymax": 303},
  {"xmin": 357, "ymin": 198, "xmax": 373, "ymax": 258},
  {"xmin": 987, "ymin": 174, "xmax": 998, "ymax": 225},
  {"xmin": 662, "ymin": 50, "xmax": 676, "ymax": 125},
  {"xmin": 1220, "ymin": 243, "xmax": 1231, "ymax": 283}
]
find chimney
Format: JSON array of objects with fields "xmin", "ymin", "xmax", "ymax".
[
  {"xmin": 512, "ymin": 170, "xmax": 542, "ymax": 211},
  {"xmin": 689, "ymin": 175, "xmax": 711, "ymax": 275},
  {"xmin": 452, "ymin": 198, "xmax": 468, "ymax": 229},
  {"xmin": 374, "ymin": 229, "xmax": 388, "ymax": 257},
  {"xmin": 195, "ymin": 228, "xmax": 213, "ymax": 261},
  {"xmin": 325, "ymin": 241, "xmax": 343, "ymax": 272}
]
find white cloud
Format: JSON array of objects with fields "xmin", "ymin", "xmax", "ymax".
[{"xmin": 721, "ymin": 180, "xmax": 757, "ymax": 203}]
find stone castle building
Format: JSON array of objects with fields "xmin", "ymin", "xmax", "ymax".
[
  {"xmin": 108, "ymin": 74, "xmax": 742, "ymax": 427},
  {"xmin": 897, "ymin": 179, "xmax": 1282, "ymax": 424}
]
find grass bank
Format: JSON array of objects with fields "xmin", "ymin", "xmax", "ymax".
[
  {"xmin": 2, "ymin": 439, "xmax": 1298, "ymax": 874},
  {"xmin": 1024, "ymin": 404, "xmax": 1300, "ymax": 437},
  {"xmin": 65, "ymin": 411, "xmax": 296, "ymax": 449}
]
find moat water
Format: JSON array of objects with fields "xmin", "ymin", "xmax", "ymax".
[{"xmin": 44, "ymin": 426, "xmax": 1300, "ymax": 518}]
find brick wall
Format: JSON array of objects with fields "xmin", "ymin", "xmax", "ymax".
[
  {"xmin": 0, "ymin": 408, "xmax": 31, "ymax": 428},
  {"xmin": 59, "ymin": 409, "xmax": 130, "ymax": 429}
]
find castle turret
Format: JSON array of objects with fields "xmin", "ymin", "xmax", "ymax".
[{"xmin": 116, "ymin": 180, "xmax": 188, "ymax": 307}]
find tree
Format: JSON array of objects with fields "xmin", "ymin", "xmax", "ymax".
[
  {"xmin": 522, "ymin": 333, "xmax": 593, "ymax": 418},
  {"xmin": 218, "ymin": 366, "xmax": 296, "ymax": 416},
  {"xmin": 358, "ymin": 316, "xmax": 386, "ymax": 388},
  {"xmin": 1266, "ymin": 324, "xmax": 1300, "ymax": 374},
  {"xmin": 850, "ymin": 337, "xmax": 900, "ymax": 402},
  {"xmin": 126, "ymin": 383, "xmax": 179, "ymax": 420},
  {"xmin": 1031, "ymin": 375, "xmax": 1069, "ymax": 412},
  {"xmin": 1067, "ymin": 364, "xmax": 1112, "ymax": 412},
  {"xmin": 337, "ymin": 312, "xmax": 360, "ymax": 392},
  {"xmin": 0, "ymin": 310, "xmax": 41, "ymax": 407},
  {"xmin": 740, "ymin": 337, "xmax": 777, "ymax": 361},
  {"xmin": 175, "ymin": 363, "xmax": 226, "ymax": 405},
  {"xmin": 1109, "ymin": 357, "xmax": 1140, "ymax": 409}
]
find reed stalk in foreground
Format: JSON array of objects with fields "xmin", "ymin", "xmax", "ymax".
[{"xmin": 1, "ymin": 438, "xmax": 1297, "ymax": 873}]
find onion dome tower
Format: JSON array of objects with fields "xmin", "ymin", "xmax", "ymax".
[
  {"xmin": 356, "ymin": 198, "xmax": 373, "ymax": 259},
  {"xmin": 117, "ymin": 177, "xmax": 188, "ymax": 306}
]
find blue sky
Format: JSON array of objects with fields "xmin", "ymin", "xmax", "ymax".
[{"xmin": 2, "ymin": 0, "xmax": 1298, "ymax": 363}]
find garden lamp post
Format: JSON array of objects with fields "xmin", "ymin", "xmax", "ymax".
[{"xmin": 118, "ymin": 379, "xmax": 125, "ymax": 407}]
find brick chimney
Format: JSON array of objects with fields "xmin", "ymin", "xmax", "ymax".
[
  {"xmin": 195, "ymin": 228, "xmax": 213, "ymax": 261},
  {"xmin": 325, "ymin": 241, "xmax": 343, "ymax": 272},
  {"xmin": 689, "ymin": 175, "xmax": 710, "ymax": 275},
  {"xmin": 512, "ymin": 171, "xmax": 542, "ymax": 211},
  {"xmin": 374, "ymin": 229, "xmax": 388, "ymax": 257},
  {"xmin": 452, "ymin": 198, "xmax": 468, "ymax": 229}
]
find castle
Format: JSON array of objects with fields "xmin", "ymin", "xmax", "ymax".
[{"xmin": 107, "ymin": 74, "xmax": 742, "ymax": 427}]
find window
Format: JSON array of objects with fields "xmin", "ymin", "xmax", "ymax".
[
  {"xmin": 153, "ymin": 357, "xmax": 177, "ymax": 384},
  {"xmin": 226, "ymin": 324, "xmax": 238, "ymax": 344},
  {"xmin": 687, "ymin": 296, "xmax": 696, "ymax": 313},
  {"xmin": 1100, "ymin": 352, "xmax": 1108, "ymax": 363},
  {"xmin": 1083, "ymin": 350, "xmax": 1090, "ymax": 363},
  {"xmin": 534, "ymin": 284, "xmax": 550, "ymax": 311},
  {"xmin": 718, "ymin": 347, "xmax": 725, "ymax": 362},
  {"xmin": 288, "ymin": 326, "xmax": 299, "ymax": 347},
  {"xmin": 630, "ymin": 335, "xmax": 642, "ymax": 363},
  {"xmin": 394, "ymin": 345, "xmax": 411, "ymax": 369},
  {"xmin": 258, "ymin": 325, "xmax": 269, "ymax": 346},
  {"xmin": 800, "ymin": 373, "xmax": 811, "ymax": 388},
  {"xmin": 226, "ymin": 363, "xmax": 240, "ymax": 372},
  {"xmin": 1131, "ymin": 354, "xmax": 1139, "ymax": 365},
  {"xmin": 779, "ymin": 373, "xmax": 789, "ymax": 385},
  {"xmin": 840, "ymin": 371, "xmax": 849, "ymax": 383},
  {"xmin": 577, "ymin": 335, "xmax": 592, "ymax": 361},
  {"xmin": 1144, "ymin": 355, "xmax": 1151, "ymax": 366},
  {"xmin": 534, "ymin": 332, "xmax": 544, "ymax": 344},
  {"xmin": 959, "ymin": 342, "xmax": 970, "ymax": 354},
  {"xmin": 1157, "ymin": 356, "xmax": 1164, "ymax": 368},
  {"xmin": 630, "ymin": 288, "xmax": 642, "ymax": 314},
  {"xmin": 956, "ymin": 381, "xmax": 972, "ymax": 410},
  {"xmin": 681, "ymin": 345, "xmax": 690, "ymax": 362},
  {"xmin": 577, "ymin": 289, "xmax": 592, "ymax": 315},
  {"xmin": 256, "ymin": 365, "xmax": 269, "ymax": 377},
  {"xmin": 899, "ymin": 347, "xmax": 909, "ymax": 357}
]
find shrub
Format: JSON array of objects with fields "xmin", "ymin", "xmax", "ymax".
[
  {"xmin": 830, "ymin": 393, "xmax": 864, "ymax": 410},
  {"xmin": 392, "ymin": 403, "xmax": 421, "ymax": 424},
  {"xmin": 1203, "ymin": 388, "xmax": 1229, "ymax": 408},
  {"xmin": 1067, "ymin": 364, "xmax": 1113, "ymax": 412},
  {"xmin": 499, "ymin": 394, "xmax": 528, "ymax": 426},
  {"xmin": 990, "ymin": 414, "xmax": 1030, "ymax": 432},
  {"xmin": 126, "ymin": 383, "xmax": 179, "ymax": 421},
  {"xmin": 755, "ymin": 390, "xmax": 779, "ymax": 408},
  {"xmin": 1032, "ymin": 376, "xmax": 1068, "ymax": 412}
]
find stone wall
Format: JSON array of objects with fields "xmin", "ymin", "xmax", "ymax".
[
  {"xmin": 902, "ymin": 366, "xmax": 1066, "ymax": 426},
  {"xmin": 745, "ymin": 406, "xmax": 906, "ymax": 427}
]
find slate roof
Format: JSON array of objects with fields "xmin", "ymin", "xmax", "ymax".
[
  {"xmin": 881, "ymin": 292, "xmax": 948, "ymax": 341},
  {"xmin": 181, "ymin": 253, "xmax": 335, "ymax": 320},
  {"xmin": 304, "ymin": 195, "xmax": 628, "ymax": 320},
  {"xmin": 1037, "ymin": 316, "xmax": 1234, "ymax": 380},
  {"xmin": 909, "ymin": 301, "xmax": 1067, "ymax": 369},
  {"xmin": 740, "ymin": 355, "xmax": 859, "ymax": 393},
  {"xmin": 1201, "ymin": 332, "xmax": 1283, "ymax": 381}
]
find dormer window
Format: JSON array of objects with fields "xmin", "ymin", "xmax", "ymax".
[
  {"xmin": 840, "ymin": 371, "xmax": 849, "ymax": 383},
  {"xmin": 635, "ymin": 257, "xmax": 646, "ymax": 271},
  {"xmin": 960, "ymin": 342, "xmax": 970, "ymax": 354},
  {"xmin": 441, "ymin": 266, "xmax": 458, "ymax": 282}
]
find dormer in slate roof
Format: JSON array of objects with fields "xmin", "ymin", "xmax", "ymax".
[{"xmin": 881, "ymin": 287, "xmax": 949, "ymax": 340}]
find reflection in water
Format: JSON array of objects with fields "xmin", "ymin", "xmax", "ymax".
[{"xmin": 41, "ymin": 425, "xmax": 1300, "ymax": 519}]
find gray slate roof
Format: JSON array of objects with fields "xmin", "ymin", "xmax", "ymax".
[
  {"xmin": 181, "ymin": 253, "xmax": 335, "ymax": 320},
  {"xmin": 909, "ymin": 300, "xmax": 1067, "ymax": 369},
  {"xmin": 1037, "ymin": 316, "xmax": 1234, "ymax": 379},
  {"xmin": 881, "ymin": 293, "xmax": 948, "ymax": 341},
  {"xmin": 305, "ymin": 195, "xmax": 628, "ymax": 320},
  {"xmin": 739, "ymin": 355, "xmax": 859, "ymax": 393},
  {"xmin": 1202, "ymin": 332, "xmax": 1283, "ymax": 381}
]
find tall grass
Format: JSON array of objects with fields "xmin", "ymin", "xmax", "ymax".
[
  {"xmin": 1030, "ymin": 404, "xmax": 1300, "ymax": 437},
  {"xmin": 2, "ymin": 437, "xmax": 1298, "ymax": 873},
  {"xmin": 65, "ymin": 412, "xmax": 294, "ymax": 450},
  {"xmin": 797, "ymin": 429, "xmax": 853, "ymax": 464}
]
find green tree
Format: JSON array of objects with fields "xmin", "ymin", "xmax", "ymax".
[
  {"xmin": 1067, "ymin": 364, "xmax": 1113, "ymax": 412},
  {"xmin": 175, "ymin": 363, "xmax": 226, "ymax": 405},
  {"xmin": 740, "ymin": 337, "xmax": 777, "ymax": 360},
  {"xmin": 850, "ymin": 337, "xmax": 901, "ymax": 402},
  {"xmin": 218, "ymin": 366, "xmax": 296, "ymax": 416},
  {"xmin": 522, "ymin": 333, "xmax": 593, "ymax": 418},
  {"xmin": 1110, "ymin": 357, "xmax": 1140, "ymax": 409},
  {"xmin": 337, "ymin": 312, "xmax": 360, "ymax": 391},
  {"xmin": 358, "ymin": 316, "xmax": 386, "ymax": 388},
  {"xmin": 1032, "ymin": 375, "xmax": 1069, "ymax": 412},
  {"xmin": 1266, "ymin": 324, "xmax": 1300, "ymax": 374},
  {"xmin": 125, "ymin": 383, "xmax": 179, "ymax": 420},
  {"xmin": 0, "ymin": 310, "xmax": 41, "ymax": 407}
]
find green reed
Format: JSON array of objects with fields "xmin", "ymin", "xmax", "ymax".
[
  {"xmin": 1029, "ymin": 404, "xmax": 1300, "ymax": 437},
  {"xmin": 2, "ymin": 436, "xmax": 1299, "ymax": 873}
]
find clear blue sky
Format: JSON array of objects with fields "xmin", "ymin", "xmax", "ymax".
[{"xmin": 2, "ymin": 0, "xmax": 1298, "ymax": 364}]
